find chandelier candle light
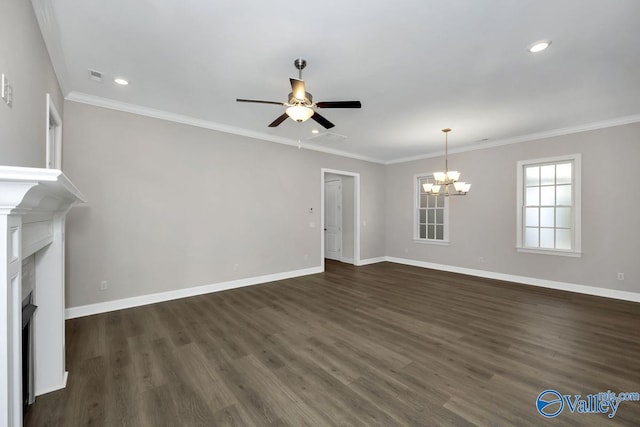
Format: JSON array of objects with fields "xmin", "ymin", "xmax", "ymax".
[{"xmin": 422, "ymin": 128, "xmax": 471, "ymax": 196}]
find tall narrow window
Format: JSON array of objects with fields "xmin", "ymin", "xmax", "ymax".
[
  {"xmin": 517, "ymin": 154, "xmax": 581, "ymax": 256},
  {"xmin": 415, "ymin": 174, "xmax": 449, "ymax": 243}
]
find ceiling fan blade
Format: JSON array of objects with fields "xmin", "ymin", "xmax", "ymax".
[
  {"xmin": 311, "ymin": 112, "xmax": 335, "ymax": 129},
  {"xmin": 316, "ymin": 101, "xmax": 362, "ymax": 109},
  {"xmin": 290, "ymin": 78, "xmax": 306, "ymax": 101},
  {"xmin": 236, "ymin": 99, "xmax": 285, "ymax": 106},
  {"xmin": 268, "ymin": 113, "xmax": 289, "ymax": 127}
]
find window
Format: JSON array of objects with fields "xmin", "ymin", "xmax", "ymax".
[
  {"xmin": 516, "ymin": 154, "xmax": 581, "ymax": 256},
  {"xmin": 415, "ymin": 174, "xmax": 449, "ymax": 243}
]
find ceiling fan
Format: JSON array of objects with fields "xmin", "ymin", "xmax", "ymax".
[{"xmin": 236, "ymin": 59, "xmax": 361, "ymax": 129}]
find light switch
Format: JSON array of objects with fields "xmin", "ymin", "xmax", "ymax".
[{"xmin": 1, "ymin": 74, "xmax": 12, "ymax": 107}]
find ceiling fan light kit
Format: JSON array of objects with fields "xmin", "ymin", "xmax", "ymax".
[
  {"xmin": 423, "ymin": 128, "xmax": 471, "ymax": 196},
  {"xmin": 286, "ymin": 105, "xmax": 314, "ymax": 122},
  {"xmin": 236, "ymin": 58, "xmax": 361, "ymax": 129}
]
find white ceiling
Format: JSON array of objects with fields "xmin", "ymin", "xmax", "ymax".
[{"xmin": 35, "ymin": 0, "xmax": 640, "ymax": 163}]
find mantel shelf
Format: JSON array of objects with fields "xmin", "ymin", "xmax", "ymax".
[{"xmin": 0, "ymin": 166, "xmax": 86, "ymax": 215}]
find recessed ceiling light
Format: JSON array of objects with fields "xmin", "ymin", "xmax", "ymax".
[
  {"xmin": 528, "ymin": 40, "xmax": 551, "ymax": 53},
  {"xmin": 311, "ymin": 129, "xmax": 319, "ymax": 134},
  {"xmin": 114, "ymin": 78, "xmax": 129, "ymax": 86}
]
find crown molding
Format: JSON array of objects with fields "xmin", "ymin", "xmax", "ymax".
[
  {"xmin": 385, "ymin": 113, "xmax": 640, "ymax": 165},
  {"xmin": 65, "ymin": 92, "xmax": 386, "ymax": 164},
  {"xmin": 64, "ymin": 91, "xmax": 640, "ymax": 166},
  {"xmin": 31, "ymin": 0, "xmax": 640, "ymax": 167},
  {"xmin": 303, "ymin": 143, "xmax": 384, "ymax": 164}
]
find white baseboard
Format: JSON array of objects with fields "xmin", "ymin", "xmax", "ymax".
[
  {"xmin": 65, "ymin": 266, "xmax": 323, "ymax": 319},
  {"xmin": 357, "ymin": 256, "xmax": 386, "ymax": 266},
  {"xmin": 385, "ymin": 256, "xmax": 640, "ymax": 303},
  {"xmin": 65, "ymin": 257, "xmax": 639, "ymax": 320},
  {"xmin": 35, "ymin": 371, "xmax": 68, "ymax": 397}
]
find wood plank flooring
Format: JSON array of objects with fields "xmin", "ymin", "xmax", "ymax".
[{"xmin": 26, "ymin": 261, "xmax": 640, "ymax": 426}]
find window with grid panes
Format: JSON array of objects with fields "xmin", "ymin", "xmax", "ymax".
[
  {"xmin": 517, "ymin": 155, "xmax": 581, "ymax": 256},
  {"xmin": 416, "ymin": 175, "xmax": 447, "ymax": 242}
]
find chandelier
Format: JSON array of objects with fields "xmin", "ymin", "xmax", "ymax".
[{"xmin": 422, "ymin": 128, "xmax": 471, "ymax": 196}]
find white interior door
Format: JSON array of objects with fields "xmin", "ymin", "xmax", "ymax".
[{"xmin": 324, "ymin": 179, "xmax": 342, "ymax": 260}]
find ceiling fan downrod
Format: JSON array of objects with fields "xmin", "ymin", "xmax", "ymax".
[{"xmin": 294, "ymin": 58, "xmax": 306, "ymax": 80}]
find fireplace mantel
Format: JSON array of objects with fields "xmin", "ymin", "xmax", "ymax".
[
  {"xmin": 0, "ymin": 166, "xmax": 84, "ymax": 213},
  {"xmin": 1, "ymin": 166, "xmax": 85, "ymax": 427}
]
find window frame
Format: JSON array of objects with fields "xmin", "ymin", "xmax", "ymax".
[
  {"xmin": 413, "ymin": 173, "xmax": 450, "ymax": 245},
  {"xmin": 516, "ymin": 154, "xmax": 582, "ymax": 257}
]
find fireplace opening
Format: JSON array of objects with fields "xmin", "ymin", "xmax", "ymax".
[{"xmin": 22, "ymin": 292, "xmax": 37, "ymax": 415}]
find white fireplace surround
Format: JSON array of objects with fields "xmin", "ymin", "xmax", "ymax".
[{"xmin": 1, "ymin": 166, "xmax": 85, "ymax": 427}]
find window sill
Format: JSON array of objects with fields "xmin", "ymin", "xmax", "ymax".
[
  {"xmin": 516, "ymin": 247, "xmax": 582, "ymax": 258},
  {"xmin": 413, "ymin": 239, "xmax": 449, "ymax": 246}
]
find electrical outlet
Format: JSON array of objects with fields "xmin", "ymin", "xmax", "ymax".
[
  {"xmin": 617, "ymin": 273, "xmax": 625, "ymax": 281},
  {"xmin": 233, "ymin": 263, "xmax": 239, "ymax": 271},
  {"xmin": 100, "ymin": 280, "xmax": 108, "ymax": 290}
]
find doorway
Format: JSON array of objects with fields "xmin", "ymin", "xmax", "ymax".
[
  {"xmin": 46, "ymin": 94, "xmax": 62, "ymax": 169},
  {"xmin": 321, "ymin": 169, "xmax": 360, "ymax": 270},
  {"xmin": 324, "ymin": 178, "xmax": 342, "ymax": 261}
]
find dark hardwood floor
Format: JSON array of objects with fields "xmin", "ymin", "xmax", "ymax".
[{"xmin": 26, "ymin": 261, "xmax": 640, "ymax": 426}]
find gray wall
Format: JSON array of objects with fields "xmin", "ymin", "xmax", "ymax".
[
  {"xmin": 0, "ymin": 0, "xmax": 63, "ymax": 167},
  {"xmin": 386, "ymin": 122, "xmax": 640, "ymax": 293},
  {"xmin": 63, "ymin": 101, "xmax": 386, "ymax": 307},
  {"xmin": 64, "ymin": 101, "xmax": 639, "ymax": 309}
]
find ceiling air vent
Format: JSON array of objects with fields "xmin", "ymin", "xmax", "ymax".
[
  {"xmin": 88, "ymin": 69, "xmax": 103, "ymax": 82},
  {"xmin": 308, "ymin": 132, "xmax": 347, "ymax": 143}
]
